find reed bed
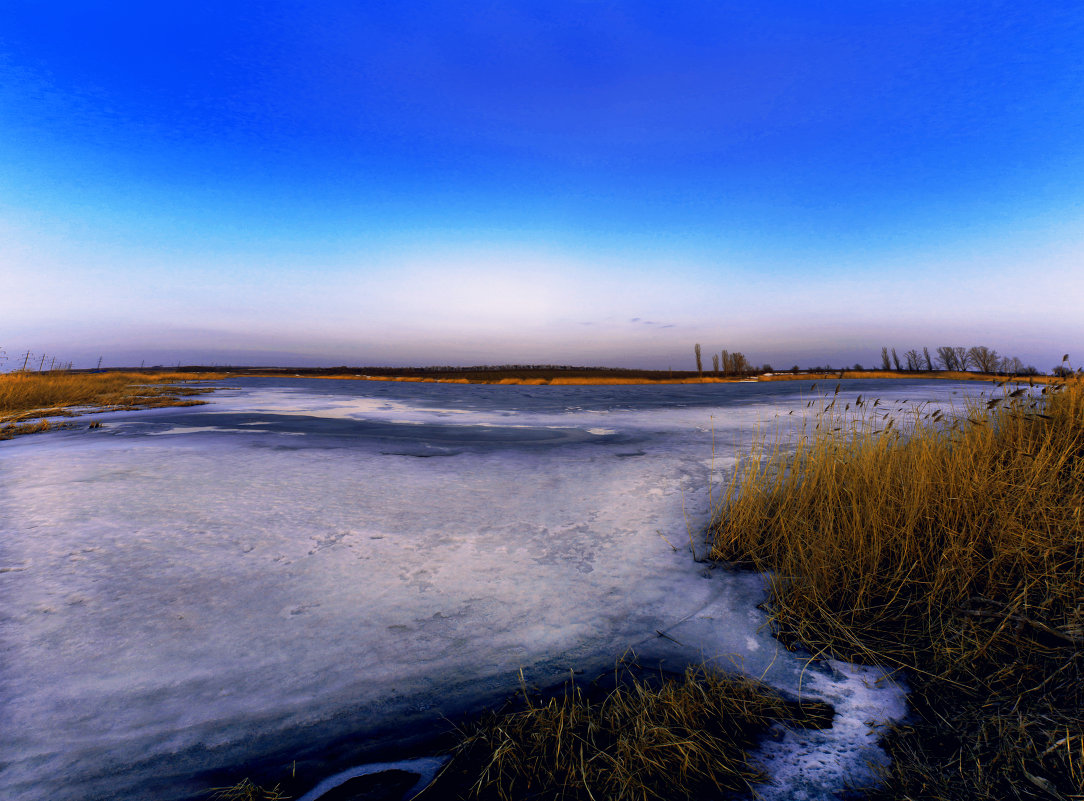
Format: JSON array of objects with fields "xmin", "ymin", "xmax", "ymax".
[
  {"xmin": 0, "ymin": 370, "xmax": 217, "ymax": 438},
  {"xmin": 710, "ymin": 379, "xmax": 1084, "ymax": 799},
  {"xmin": 431, "ymin": 664, "xmax": 830, "ymax": 801}
]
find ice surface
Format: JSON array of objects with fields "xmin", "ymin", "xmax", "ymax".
[{"xmin": 0, "ymin": 378, "xmax": 988, "ymax": 800}]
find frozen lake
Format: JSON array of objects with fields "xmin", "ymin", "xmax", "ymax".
[{"xmin": 0, "ymin": 377, "xmax": 987, "ymax": 800}]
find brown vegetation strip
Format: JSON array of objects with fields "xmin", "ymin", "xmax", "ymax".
[
  {"xmin": 711, "ymin": 378, "xmax": 1084, "ymax": 799},
  {"xmin": 0, "ymin": 371, "xmax": 220, "ymax": 439},
  {"xmin": 229, "ymin": 367, "xmax": 1060, "ymax": 385}
]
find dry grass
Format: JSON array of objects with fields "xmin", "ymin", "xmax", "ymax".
[
  {"xmin": 430, "ymin": 664, "xmax": 831, "ymax": 801},
  {"xmin": 209, "ymin": 778, "xmax": 290, "ymax": 800},
  {"xmin": 0, "ymin": 370, "xmax": 218, "ymax": 438},
  {"xmin": 0, "ymin": 418, "xmax": 74, "ymax": 439},
  {"xmin": 710, "ymin": 378, "xmax": 1084, "ymax": 799}
]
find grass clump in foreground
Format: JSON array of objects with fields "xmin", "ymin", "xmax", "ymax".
[
  {"xmin": 209, "ymin": 778, "xmax": 290, "ymax": 800},
  {"xmin": 0, "ymin": 370, "xmax": 216, "ymax": 438},
  {"xmin": 430, "ymin": 664, "xmax": 831, "ymax": 801},
  {"xmin": 711, "ymin": 379, "xmax": 1084, "ymax": 799},
  {"xmin": 210, "ymin": 664, "xmax": 833, "ymax": 801}
]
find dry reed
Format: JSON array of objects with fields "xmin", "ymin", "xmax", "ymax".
[
  {"xmin": 711, "ymin": 378, "xmax": 1084, "ymax": 799},
  {"xmin": 209, "ymin": 778, "xmax": 290, "ymax": 801},
  {"xmin": 431, "ymin": 664, "xmax": 831, "ymax": 801}
]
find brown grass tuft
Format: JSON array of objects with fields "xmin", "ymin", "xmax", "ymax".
[
  {"xmin": 431, "ymin": 664, "xmax": 829, "ymax": 801},
  {"xmin": 209, "ymin": 778, "xmax": 290, "ymax": 800}
]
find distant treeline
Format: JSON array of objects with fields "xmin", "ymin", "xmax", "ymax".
[
  {"xmin": 693, "ymin": 344, "xmax": 764, "ymax": 377},
  {"xmin": 694, "ymin": 343, "xmax": 1078, "ymax": 378},
  {"xmin": 876, "ymin": 345, "xmax": 1057, "ymax": 376},
  {"xmin": 3, "ymin": 343, "xmax": 1078, "ymax": 380}
]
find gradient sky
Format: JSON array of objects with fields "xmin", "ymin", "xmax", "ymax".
[{"xmin": 2, "ymin": 1, "xmax": 1082, "ymax": 370}]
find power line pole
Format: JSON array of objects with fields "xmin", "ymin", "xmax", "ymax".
[
  {"xmin": 97, "ymin": 356, "xmax": 103, "ymax": 371},
  {"xmin": 22, "ymin": 351, "xmax": 31, "ymax": 371}
]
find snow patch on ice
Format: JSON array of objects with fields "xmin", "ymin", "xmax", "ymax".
[{"xmin": 751, "ymin": 660, "xmax": 909, "ymax": 800}]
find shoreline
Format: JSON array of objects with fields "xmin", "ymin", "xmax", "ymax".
[{"xmin": 184, "ymin": 367, "xmax": 1059, "ymax": 386}]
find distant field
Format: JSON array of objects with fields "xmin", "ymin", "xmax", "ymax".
[{"xmin": 105, "ymin": 364, "xmax": 1062, "ymax": 385}]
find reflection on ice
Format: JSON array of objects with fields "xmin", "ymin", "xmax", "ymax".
[{"xmin": 0, "ymin": 378, "xmax": 983, "ymax": 800}]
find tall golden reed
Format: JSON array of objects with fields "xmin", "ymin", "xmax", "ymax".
[{"xmin": 711, "ymin": 379, "xmax": 1083, "ymax": 798}]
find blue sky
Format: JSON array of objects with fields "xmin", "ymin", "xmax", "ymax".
[{"xmin": 2, "ymin": 1, "xmax": 1082, "ymax": 370}]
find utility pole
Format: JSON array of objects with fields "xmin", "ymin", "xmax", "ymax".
[
  {"xmin": 97, "ymin": 356, "xmax": 103, "ymax": 371},
  {"xmin": 22, "ymin": 351, "xmax": 31, "ymax": 371},
  {"xmin": 38, "ymin": 354, "xmax": 46, "ymax": 371}
]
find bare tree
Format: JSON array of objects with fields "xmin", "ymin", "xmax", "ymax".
[
  {"xmin": 923, "ymin": 347, "xmax": 934, "ymax": 371},
  {"xmin": 891, "ymin": 348, "xmax": 902, "ymax": 371},
  {"xmin": 712, "ymin": 353, "xmax": 720, "ymax": 375},
  {"xmin": 936, "ymin": 346, "xmax": 956, "ymax": 371},
  {"xmin": 721, "ymin": 349, "xmax": 730, "ymax": 375},
  {"xmin": 904, "ymin": 349, "xmax": 921, "ymax": 371},
  {"xmin": 952, "ymin": 346, "xmax": 970, "ymax": 371},
  {"xmin": 998, "ymin": 355, "xmax": 1024, "ymax": 375},
  {"xmin": 694, "ymin": 344, "xmax": 702, "ymax": 376},
  {"xmin": 968, "ymin": 346, "xmax": 999, "ymax": 374},
  {"xmin": 881, "ymin": 346, "xmax": 891, "ymax": 371},
  {"xmin": 731, "ymin": 352, "xmax": 749, "ymax": 376}
]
